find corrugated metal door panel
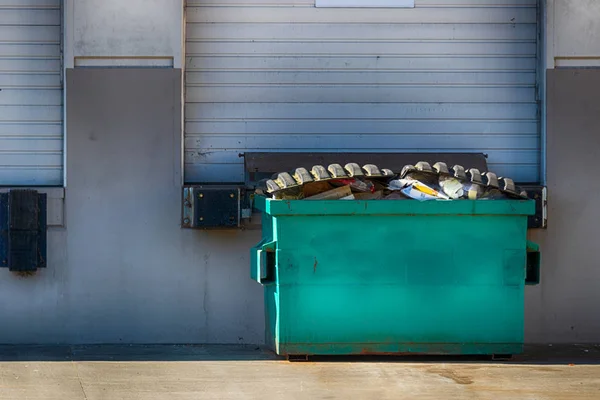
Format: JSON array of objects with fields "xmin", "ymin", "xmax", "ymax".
[
  {"xmin": 0, "ymin": 0, "xmax": 63, "ymax": 186},
  {"xmin": 185, "ymin": 0, "xmax": 540, "ymax": 183}
]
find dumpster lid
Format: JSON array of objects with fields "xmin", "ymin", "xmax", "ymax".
[{"xmin": 244, "ymin": 152, "xmax": 488, "ymax": 183}]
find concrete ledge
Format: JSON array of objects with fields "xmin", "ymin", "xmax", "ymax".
[{"xmin": 0, "ymin": 344, "xmax": 599, "ymax": 399}]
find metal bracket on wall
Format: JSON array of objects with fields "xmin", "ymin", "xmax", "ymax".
[
  {"xmin": 182, "ymin": 186, "xmax": 251, "ymax": 229},
  {"xmin": 521, "ymin": 185, "xmax": 547, "ymax": 229}
]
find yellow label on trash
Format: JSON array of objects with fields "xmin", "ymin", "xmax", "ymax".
[
  {"xmin": 401, "ymin": 181, "xmax": 450, "ymax": 201},
  {"xmin": 412, "ymin": 182, "xmax": 441, "ymax": 197}
]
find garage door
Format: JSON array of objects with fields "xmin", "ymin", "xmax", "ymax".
[
  {"xmin": 0, "ymin": 0, "xmax": 63, "ymax": 186},
  {"xmin": 185, "ymin": 0, "xmax": 540, "ymax": 184}
]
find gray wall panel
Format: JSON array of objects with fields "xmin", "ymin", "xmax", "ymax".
[
  {"xmin": 57, "ymin": 68, "xmax": 264, "ymax": 344},
  {"xmin": 527, "ymin": 69, "xmax": 600, "ymax": 342}
]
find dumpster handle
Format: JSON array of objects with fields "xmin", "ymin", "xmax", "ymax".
[
  {"xmin": 526, "ymin": 241, "xmax": 541, "ymax": 285},
  {"xmin": 251, "ymin": 240, "xmax": 277, "ymax": 285}
]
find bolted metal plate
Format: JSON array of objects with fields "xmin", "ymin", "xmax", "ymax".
[
  {"xmin": 521, "ymin": 185, "xmax": 547, "ymax": 229},
  {"xmin": 182, "ymin": 186, "xmax": 241, "ymax": 229}
]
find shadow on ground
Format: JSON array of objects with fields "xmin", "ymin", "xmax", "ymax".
[{"xmin": 0, "ymin": 344, "xmax": 598, "ymax": 365}]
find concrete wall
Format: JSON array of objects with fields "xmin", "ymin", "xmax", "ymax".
[
  {"xmin": 64, "ymin": 0, "xmax": 184, "ymax": 68},
  {"xmin": 547, "ymin": 0, "xmax": 600, "ymax": 67},
  {"xmin": 0, "ymin": 68, "xmax": 264, "ymax": 344},
  {"xmin": 64, "ymin": 68, "xmax": 263, "ymax": 343},
  {"xmin": 523, "ymin": 0, "xmax": 600, "ymax": 343},
  {"xmin": 0, "ymin": 1, "xmax": 263, "ymax": 344},
  {"xmin": 1, "ymin": 0, "xmax": 599, "ymax": 344},
  {"xmin": 527, "ymin": 69, "xmax": 600, "ymax": 343}
]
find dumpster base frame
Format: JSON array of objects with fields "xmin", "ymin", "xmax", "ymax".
[{"xmin": 277, "ymin": 343, "xmax": 523, "ymax": 357}]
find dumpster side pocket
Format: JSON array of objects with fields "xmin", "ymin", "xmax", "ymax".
[
  {"xmin": 525, "ymin": 241, "xmax": 541, "ymax": 285},
  {"xmin": 251, "ymin": 240, "xmax": 277, "ymax": 285}
]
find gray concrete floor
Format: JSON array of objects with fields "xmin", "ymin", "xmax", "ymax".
[{"xmin": 0, "ymin": 345, "xmax": 599, "ymax": 399}]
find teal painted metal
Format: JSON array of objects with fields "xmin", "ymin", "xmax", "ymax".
[{"xmin": 251, "ymin": 196, "xmax": 537, "ymax": 356}]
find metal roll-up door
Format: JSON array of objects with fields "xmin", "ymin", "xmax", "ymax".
[
  {"xmin": 0, "ymin": 0, "xmax": 63, "ymax": 186},
  {"xmin": 185, "ymin": 0, "xmax": 540, "ymax": 183}
]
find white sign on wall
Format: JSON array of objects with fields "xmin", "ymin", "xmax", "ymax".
[{"xmin": 316, "ymin": 0, "xmax": 414, "ymax": 7}]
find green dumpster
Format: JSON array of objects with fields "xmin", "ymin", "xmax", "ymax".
[{"xmin": 251, "ymin": 196, "xmax": 538, "ymax": 357}]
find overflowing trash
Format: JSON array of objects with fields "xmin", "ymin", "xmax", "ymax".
[{"xmin": 256, "ymin": 161, "xmax": 528, "ymax": 201}]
